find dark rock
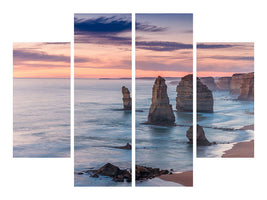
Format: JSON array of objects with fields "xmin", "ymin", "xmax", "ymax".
[
  {"xmin": 238, "ymin": 72, "xmax": 254, "ymax": 100},
  {"xmin": 97, "ymin": 163, "xmax": 121, "ymax": 177},
  {"xmin": 147, "ymin": 76, "xmax": 175, "ymax": 125},
  {"xmin": 112, "ymin": 143, "xmax": 132, "ymax": 150},
  {"xmin": 136, "ymin": 165, "xmax": 169, "ymax": 180},
  {"xmin": 186, "ymin": 124, "xmax": 211, "ymax": 146},
  {"xmin": 122, "ymin": 86, "xmax": 132, "ymax": 110},
  {"xmin": 200, "ymin": 77, "xmax": 218, "ymax": 91},
  {"xmin": 90, "ymin": 173, "xmax": 99, "ymax": 178},
  {"xmin": 217, "ymin": 77, "xmax": 232, "ymax": 90}
]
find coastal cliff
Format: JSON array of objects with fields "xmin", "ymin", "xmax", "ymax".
[
  {"xmin": 122, "ymin": 86, "xmax": 132, "ymax": 110},
  {"xmin": 217, "ymin": 77, "xmax": 232, "ymax": 90},
  {"xmin": 147, "ymin": 76, "xmax": 175, "ymax": 126},
  {"xmin": 238, "ymin": 72, "xmax": 254, "ymax": 100},
  {"xmin": 230, "ymin": 73, "xmax": 245, "ymax": 95}
]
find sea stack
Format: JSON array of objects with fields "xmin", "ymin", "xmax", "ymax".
[
  {"xmin": 122, "ymin": 86, "xmax": 132, "ymax": 110},
  {"xmin": 238, "ymin": 72, "xmax": 254, "ymax": 100},
  {"xmin": 147, "ymin": 76, "xmax": 175, "ymax": 126},
  {"xmin": 176, "ymin": 74, "xmax": 213, "ymax": 113},
  {"xmin": 230, "ymin": 73, "xmax": 245, "ymax": 95},
  {"xmin": 186, "ymin": 124, "xmax": 211, "ymax": 146},
  {"xmin": 197, "ymin": 77, "xmax": 214, "ymax": 113},
  {"xmin": 217, "ymin": 77, "xmax": 232, "ymax": 90},
  {"xmin": 176, "ymin": 74, "xmax": 193, "ymax": 112},
  {"xmin": 200, "ymin": 77, "xmax": 218, "ymax": 91}
]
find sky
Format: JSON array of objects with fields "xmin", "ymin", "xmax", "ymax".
[
  {"xmin": 197, "ymin": 42, "xmax": 254, "ymax": 77},
  {"xmin": 13, "ymin": 42, "xmax": 70, "ymax": 78},
  {"xmin": 74, "ymin": 14, "xmax": 132, "ymax": 78},
  {"xmin": 136, "ymin": 14, "xmax": 193, "ymax": 78}
]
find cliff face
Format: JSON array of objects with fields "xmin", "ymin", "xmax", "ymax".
[
  {"xmin": 217, "ymin": 77, "xmax": 232, "ymax": 90},
  {"xmin": 147, "ymin": 76, "xmax": 175, "ymax": 125},
  {"xmin": 197, "ymin": 78, "xmax": 214, "ymax": 113},
  {"xmin": 122, "ymin": 86, "xmax": 132, "ymax": 110},
  {"xmin": 176, "ymin": 74, "xmax": 193, "ymax": 112},
  {"xmin": 238, "ymin": 72, "xmax": 254, "ymax": 100},
  {"xmin": 200, "ymin": 77, "xmax": 218, "ymax": 91},
  {"xmin": 230, "ymin": 73, "xmax": 245, "ymax": 95},
  {"xmin": 176, "ymin": 74, "xmax": 213, "ymax": 113},
  {"xmin": 186, "ymin": 124, "xmax": 211, "ymax": 146}
]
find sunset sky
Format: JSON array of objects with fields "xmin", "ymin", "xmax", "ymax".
[
  {"xmin": 197, "ymin": 42, "xmax": 254, "ymax": 77},
  {"xmin": 136, "ymin": 14, "xmax": 193, "ymax": 78},
  {"xmin": 74, "ymin": 14, "xmax": 132, "ymax": 78},
  {"xmin": 13, "ymin": 42, "xmax": 70, "ymax": 78}
]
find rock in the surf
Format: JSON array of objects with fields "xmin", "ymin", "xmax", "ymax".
[
  {"xmin": 122, "ymin": 86, "xmax": 132, "ymax": 110},
  {"xmin": 186, "ymin": 124, "xmax": 211, "ymax": 146}
]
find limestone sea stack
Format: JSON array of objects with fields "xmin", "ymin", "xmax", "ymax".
[
  {"xmin": 147, "ymin": 76, "xmax": 175, "ymax": 126},
  {"xmin": 176, "ymin": 74, "xmax": 213, "ymax": 113},
  {"xmin": 200, "ymin": 77, "xmax": 218, "ymax": 91},
  {"xmin": 217, "ymin": 77, "xmax": 232, "ymax": 90},
  {"xmin": 122, "ymin": 86, "xmax": 132, "ymax": 110},
  {"xmin": 238, "ymin": 72, "xmax": 254, "ymax": 100},
  {"xmin": 186, "ymin": 124, "xmax": 211, "ymax": 146},
  {"xmin": 176, "ymin": 74, "xmax": 193, "ymax": 112},
  {"xmin": 230, "ymin": 73, "xmax": 245, "ymax": 95},
  {"xmin": 197, "ymin": 77, "xmax": 214, "ymax": 113}
]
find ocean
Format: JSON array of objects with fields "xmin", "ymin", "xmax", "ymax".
[
  {"xmin": 74, "ymin": 79, "xmax": 132, "ymax": 186},
  {"xmin": 136, "ymin": 78, "xmax": 193, "ymax": 186},
  {"xmin": 197, "ymin": 90, "xmax": 254, "ymax": 157},
  {"xmin": 13, "ymin": 78, "xmax": 70, "ymax": 157}
]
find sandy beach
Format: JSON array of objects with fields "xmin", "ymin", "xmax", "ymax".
[
  {"xmin": 222, "ymin": 140, "xmax": 254, "ymax": 158},
  {"xmin": 159, "ymin": 171, "xmax": 193, "ymax": 186}
]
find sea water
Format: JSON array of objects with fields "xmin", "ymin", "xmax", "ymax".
[
  {"xmin": 197, "ymin": 91, "xmax": 254, "ymax": 158},
  {"xmin": 136, "ymin": 78, "xmax": 193, "ymax": 186},
  {"xmin": 13, "ymin": 78, "xmax": 70, "ymax": 157},
  {"xmin": 74, "ymin": 79, "xmax": 132, "ymax": 186}
]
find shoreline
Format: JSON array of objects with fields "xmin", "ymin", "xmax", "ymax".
[
  {"xmin": 222, "ymin": 140, "xmax": 254, "ymax": 158},
  {"xmin": 159, "ymin": 171, "xmax": 193, "ymax": 186}
]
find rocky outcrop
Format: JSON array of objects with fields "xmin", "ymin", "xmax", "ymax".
[
  {"xmin": 200, "ymin": 77, "xmax": 218, "ymax": 91},
  {"xmin": 176, "ymin": 74, "xmax": 213, "ymax": 113},
  {"xmin": 186, "ymin": 124, "xmax": 211, "ymax": 146},
  {"xmin": 238, "ymin": 72, "xmax": 254, "ymax": 100},
  {"xmin": 147, "ymin": 76, "xmax": 175, "ymax": 125},
  {"xmin": 217, "ymin": 77, "xmax": 232, "ymax": 90},
  {"xmin": 122, "ymin": 86, "xmax": 132, "ymax": 110},
  {"xmin": 136, "ymin": 165, "xmax": 169, "ymax": 181},
  {"xmin": 197, "ymin": 78, "xmax": 214, "ymax": 113},
  {"xmin": 176, "ymin": 74, "xmax": 193, "ymax": 112},
  {"xmin": 112, "ymin": 143, "xmax": 132, "ymax": 150},
  {"xmin": 230, "ymin": 73, "xmax": 245, "ymax": 95},
  {"xmin": 82, "ymin": 163, "xmax": 132, "ymax": 182}
]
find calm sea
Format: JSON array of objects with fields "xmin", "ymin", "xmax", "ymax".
[
  {"xmin": 13, "ymin": 78, "xmax": 70, "ymax": 157},
  {"xmin": 74, "ymin": 79, "xmax": 132, "ymax": 186},
  {"xmin": 197, "ymin": 91, "xmax": 254, "ymax": 157},
  {"xmin": 136, "ymin": 78, "xmax": 193, "ymax": 186}
]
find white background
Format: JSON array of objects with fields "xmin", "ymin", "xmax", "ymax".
[{"xmin": 0, "ymin": 0, "xmax": 266, "ymax": 199}]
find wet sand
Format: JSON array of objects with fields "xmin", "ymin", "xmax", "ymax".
[
  {"xmin": 222, "ymin": 140, "xmax": 254, "ymax": 158},
  {"xmin": 159, "ymin": 171, "xmax": 193, "ymax": 186}
]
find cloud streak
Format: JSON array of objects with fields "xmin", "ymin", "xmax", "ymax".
[
  {"xmin": 200, "ymin": 55, "xmax": 254, "ymax": 61},
  {"xmin": 136, "ymin": 41, "xmax": 192, "ymax": 51}
]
